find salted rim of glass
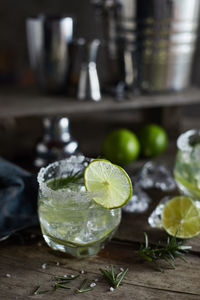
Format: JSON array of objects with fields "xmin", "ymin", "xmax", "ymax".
[
  {"xmin": 177, "ymin": 129, "xmax": 200, "ymax": 152},
  {"xmin": 37, "ymin": 155, "xmax": 94, "ymax": 201}
]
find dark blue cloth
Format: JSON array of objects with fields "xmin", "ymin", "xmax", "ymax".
[{"xmin": 0, "ymin": 158, "xmax": 38, "ymax": 240}]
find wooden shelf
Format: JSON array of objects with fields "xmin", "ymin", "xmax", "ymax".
[{"xmin": 1, "ymin": 86, "xmax": 200, "ymax": 118}]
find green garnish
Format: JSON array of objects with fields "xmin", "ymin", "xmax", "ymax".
[
  {"xmin": 99, "ymin": 265, "xmax": 128, "ymax": 289},
  {"xmin": 138, "ymin": 233, "xmax": 191, "ymax": 272},
  {"xmin": 55, "ymin": 274, "xmax": 80, "ymax": 281},
  {"xmin": 55, "ymin": 283, "xmax": 71, "ymax": 290},
  {"xmin": 56, "ymin": 281, "xmax": 72, "ymax": 284},
  {"xmin": 77, "ymin": 279, "xmax": 93, "ymax": 293},
  {"xmin": 33, "ymin": 285, "xmax": 50, "ymax": 295},
  {"xmin": 54, "ymin": 274, "xmax": 80, "ymax": 290},
  {"xmin": 47, "ymin": 171, "xmax": 83, "ymax": 190}
]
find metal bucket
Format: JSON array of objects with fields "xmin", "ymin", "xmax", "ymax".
[{"xmin": 95, "ymin": 0, "xmax": 200, "ymax": 93}]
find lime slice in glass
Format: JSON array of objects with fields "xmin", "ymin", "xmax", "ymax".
[
  {"xmin": 162, "ymin": 196, "xmax": 200, "ymax": 239},
  {"xmin": 84, "ymin": 159, "xmax": 132, "ymax": 209}
]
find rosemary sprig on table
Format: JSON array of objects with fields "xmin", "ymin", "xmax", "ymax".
[
  {"xmin": 33, "ymin": 285, "xmax": 50, "ymax": 295},
  {"xmin": 55, "ymin": 283, "xmax": 71, "ymax": 290},
  {"xmin": 55, "ymin": 274, "xmax": 80, "ymax": 281},
  {"xmin": 76, "ymin": 279, "xmax": 93, "ymax": 293},
  {"xmin": 99, "ymin": 265, "xmax": 128, "ymax": 289},
  {"xmin": 138, "ymin": 233, "xmax": 192, "ymax": 272},
  {"xmin": 55, "ymin": 274, "xmax": 79, "ymax": 290}
]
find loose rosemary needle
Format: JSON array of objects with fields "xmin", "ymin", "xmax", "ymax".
[
  {"xmin": 55, "ymin": 283, "xmax": 71, "ymax": 290},
  {"xmin": 54, "ymin": 274, "xmax": 79, "ymax": 290},
  {"xmin": 33, "ymin": 285, "xmax": 50, "ymax": 295},
  {"xmin": 55, "ymin": 274, "xmax": 80, "ymax": 281}
]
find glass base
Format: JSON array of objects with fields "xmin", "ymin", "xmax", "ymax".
[{"xmin": 42, "ymin": 227, "xmax": 118, "ymax": 258}]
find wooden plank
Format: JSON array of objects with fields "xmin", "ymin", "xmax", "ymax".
[
  {"xmin": 0, "ymin": 230, "xmax": 200, "ymax": 299},
  {"xmin": 0, "ymin": 145, "xmax": 200, "ymax": 298},
  {"xmin": 0, "ymin": 273, "xmax": 199, "ymax": 300},
  {"xmin": 0, "ymin": 86, "xmax": 200, "ymax": 118}
]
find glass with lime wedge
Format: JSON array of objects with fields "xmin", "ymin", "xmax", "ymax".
[
  {"xmin": 37, "ymin": 156, "xmax": 132, "ymax": 258},
  {"xmin": 174, "ymin": 129, "xmax": 200, "ymax": 200}
]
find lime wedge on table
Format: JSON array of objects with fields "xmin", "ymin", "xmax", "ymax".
[
  {"xmin": 84, "ymin": 159, "xmax": 132, "ymax": 209},
  {"xmin": 162, "ymin": 196, "xmax": 200, "ymax": 239}
]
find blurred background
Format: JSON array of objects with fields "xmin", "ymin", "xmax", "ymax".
[{"xmin": 1, "ymin": 0, "xmax": 200, "ymax": 171}]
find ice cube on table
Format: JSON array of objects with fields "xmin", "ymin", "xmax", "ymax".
[
  {"xmin": 138, "ymin": 161, "xmax": 176, "ymax": 192},
  {"xmin": 148, "ymin": 196, "xmax": 171, "ymax": 228},
  {"xmin": 123, "ymin": 180, "xmax": 151, "ymax": 213}
]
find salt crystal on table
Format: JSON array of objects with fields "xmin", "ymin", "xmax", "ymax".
[
  {"xmin": 90, "ymin": 283, "xmax": 96, "ymax": 288},
  {"xmin": 42, "ymin": 263, "xmax": 47, "ymax": 269},
  {"xmin": 6, "ymin": 274, "xmax": 11, "ymax": 278},
  {"xmin": 80, "ymin": 270, "xmax": 85, "ymax": 274}
]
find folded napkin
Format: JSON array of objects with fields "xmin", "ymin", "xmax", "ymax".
[{"xmin": 0, "ymin": 157, "xmax": 38, "ymax": 240}]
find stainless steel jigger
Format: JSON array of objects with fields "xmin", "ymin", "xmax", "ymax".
[{"xmin": 77, "ymin": 39, "xmax": 101, "ymax": 101}]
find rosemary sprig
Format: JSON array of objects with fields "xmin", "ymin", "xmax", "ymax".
[
  {"xmin": 55, "ymin": 274, "xmax": 80, "ymax": 281},
  {"xmin": 138, "ymin": 232, "xmax": 192, "ymax": 271},
  {"xmin": 33, "ymin": 285, "xmax": 50, "ymax": 295},
  {"xmin": 48, "ymin": 171, "xmax": 83, "ymax": 190},
  {"xmin": 55, "ymin": 283, "xmax": 71, "ymax": 290},
  {"xmin": 63, "ymin": 171, "xmax": 83, "ymax": 185},
  {"xmin": 55, "ymin": 274, "xmax": 79, "ymax": 290},
  {"xmin": 99, "ymin": 265, "xmax": 128, "ymax": 289},
  {"xmin": 77, "ymin": 279, "xmax": 93, "ymax": 293}
]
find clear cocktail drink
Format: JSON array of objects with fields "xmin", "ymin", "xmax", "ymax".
[
  {"xmin": 37, "ymin": 156, "xmax": 121, "ymax": 258},
  {"xmin": 174, "ymin": 129, "xmax": 200, "ymax": 200}
]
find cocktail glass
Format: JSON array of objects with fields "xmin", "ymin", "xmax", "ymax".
[
  {"xmin": 37, "ymin": 155, "xmax": 121, "ymax": 258},
  {"xmin": 149, "ymin": 129, "xmax": 200, "ymax": 229},
  {"xmin": 174, "ymin": 129, "xmax": 200, "ymax": 201}
]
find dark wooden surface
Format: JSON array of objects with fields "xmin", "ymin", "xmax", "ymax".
[
  {"xmin": 1, "ymin": 86, "xmax": 200, "ymax": 118},
  {"xmin": 0, "ymin": 191, "xmax": 200, "ymax": 300}
]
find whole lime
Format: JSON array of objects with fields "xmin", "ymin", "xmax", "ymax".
[
  {"xmin": 138, "ymin": 124, "xmax": 168, "ymax": 158},
  {"xmin": 102, "ymin": 129, "xmax": 140, "ymax": 165}
]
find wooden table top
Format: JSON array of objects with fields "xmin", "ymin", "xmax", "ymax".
[{"xmin": 0, "ymin": 185, "xmax": 200, "ymax": 300}]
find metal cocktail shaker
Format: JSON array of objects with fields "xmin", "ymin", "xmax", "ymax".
[
  {"xmin": 34, "ymin": 117, "xmax": 79, "ymax": 168},
  {"xmin": 93, "ymin": 0, "xmax": 200, "ymax": 93},
  {"xmin": 26, "ymin": 15, "xmax": 74, "ymax": 94}
]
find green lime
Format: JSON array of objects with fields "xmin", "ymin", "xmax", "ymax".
[
  {"xmin": 138, "ymin": 124, "xmax": 168, "ymax": 158},
  {"xmin": 102, "ymin": 129, "xmax": 140, "ymax": 165},
  {"xmin": 162, "ymin": 196, "xmax": 200, "ymax": 239},
  {"xmin": 84, "ymin": 159, "xmax": 133, "ymax": 209}
]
